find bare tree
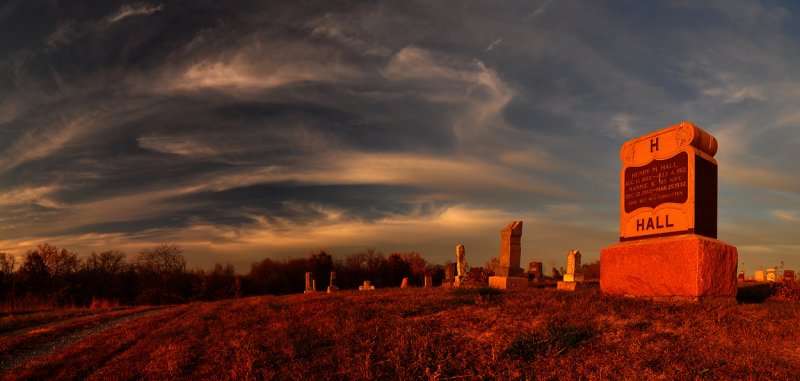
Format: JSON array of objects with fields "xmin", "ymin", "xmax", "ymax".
[
  {"xmin": 36, "ymin": 243, "xmax": 80, "ymax": 277},
  {"xmin": 484, "ymin": 256, "xmax": 499, "ymax": 274},
  {"xmin": 137, "ymin": 244, "xmax": 186, "ymax": 282},
  {"xmin": 0, "ymin": 252, "xmax": 16, "ymax": 312},
  {"xmin": 86, "ymin": 250, "xmax": 126, "ymax": 275}
]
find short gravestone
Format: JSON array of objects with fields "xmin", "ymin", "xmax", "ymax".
[
  {"xmin": 766, "ymin": 268, "xmax": 777, "ymax": 282},
  {"xmin": 557, "ymin": 250, "xmax": 584, "ymax": 291},
  {"xmin": 737, "ymin": 270, "xmax": 745, "ymax": 282},
  {"xmin": 442, "ymin": 263, "xmax": 455, "ymax": 287},
  {"xmin": 527, "ymin": 260, "xmax": 543, "ymax": 283},
  {"xmin": 400, "ymin": 277, "xmax": 409, "ymax": 288},
  {"xmin": 755, "ymin": 270, "xmax": 765, "ymax": 282},
  {"xmin": 359, "ymin": 280, "xmax": 375, "ymax": 291},
  {"xmin": 488, "ymin": 221, "xmax": 528, "ymax": 289},
  {"xmin": 327, "ymin": 272, "xmax": 338, "ymax": 293},
  {"xmin": 304, "ymin": 272, "xmax": 315, "ymax": 294},
  {"xmin": 563, "ymin": 250, "xmax": 584, "ymax": 282},
  {"xmin": 600, "ymin": 122, "xmax": 738, "ymax": 300},
  {"xmin": 783, "ymin": 270, "xmax": 796, "ymax": 282},
  {"xmin": 424, "ymin": 275, "xmax": 432, "ymax": 288}
]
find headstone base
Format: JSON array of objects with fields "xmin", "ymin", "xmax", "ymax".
[
  {"xmin": 488, "ymin": 276, "xmax": 528, "ymax": 290},
  {"xmin": 557, "ymin": 281, "xmax": 581, "ymax": 291},
  {"xmin": 600, "ymin": 234, "xmax": 737, "ymax": 298},
  {"xmin": 563, "ymin": 274, "xmax": 584, "ymax": 282},
  {"xmin": 494, "ymin": 267, "xmax": 525, "ymax": 277},
  {"xmin": 304, "ymin": 290, "xmax": 316, "ymax": 294}
]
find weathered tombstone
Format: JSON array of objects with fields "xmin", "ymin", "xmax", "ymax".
[
  {"xmin": 488, "ymin": 221, "xmax": 528, "ymax": 289},
  {"xmin": 400, "ymin": 277, "xmax": 409, "ymax": 288},
  {"xmin": 304, "ymin": 272, "xmax": 315, "ymax": 294},
  {"xmin": 442, "ymin": 263, "xmax": 455, "ymax": 287},
  {"xmin": 557, "ymin": 250, "xmax": 584, "ymax": 291},
  {"xmin": 600, "ymin": 122, "xmax": 738, "ymax": 300},
  {"xmin": 562, "ymin": 250, "xmax": 584, "ymax": 282},
  {"xmin": 527, "ymin": 260, "xmax": 543, "ymax": 283},
  {"xmin": 783, "ymin": 270, "xmax": 796, "ymax": 282},
  {"xmin": 737, "ymin": 270, "xmax": 745, "ymax": 282},
  {"xmin": 766, "ymin": 268, "xmax": 777, "ymax": 282},
  {"xmin": 755, "ymin": 270, "xmax": 765, "ymax": 282},
  {"xmin": 455, "ymin": 244, "xmax": 467, "ymax": 286},
  {"xmin": 424, "ymin": 275, "xmax": 432, "ymax": 288},
  {"xmin": 327, "ymin": 272, "xmax": 338, "ymax": 293}
]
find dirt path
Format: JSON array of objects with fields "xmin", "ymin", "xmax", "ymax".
[{"xmin": 0, "ymin": 307, "xmax": 169, "ymax": 372}]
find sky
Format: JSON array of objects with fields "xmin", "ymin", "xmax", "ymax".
[{"xmin": 2, "ymin": 0, "xmax": 800, "ymax": 273}]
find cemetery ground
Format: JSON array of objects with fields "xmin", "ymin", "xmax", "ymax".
[{"xmin": 2, "ymin": 283, "xmax": 800, "ymax": 380}]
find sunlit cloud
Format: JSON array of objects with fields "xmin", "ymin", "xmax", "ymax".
[
  {"xmin": 107, "ymin": 3, "xmax": 164, "ymax": 24},
  {"xmin": 2, "ymin": 1, "xmax": 800, "ymax": 272},
  {"xmin": 0, "ymin": 118, "xmax": 89, "ymax": 173}
]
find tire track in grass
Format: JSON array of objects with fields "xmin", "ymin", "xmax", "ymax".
[
  {"xmin": 0, "ymin": 307, "xmax": 157, "ymax": 366},
  {"xmin": 0, "ymin": 306, "xmax": 167, "ymax": 372},
  {"xmin": 78, "ymin": 305, "xmax": 194, "ymax": 380}
]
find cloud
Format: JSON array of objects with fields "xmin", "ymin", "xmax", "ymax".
[
  {"xmin": 772, "ymin": 210, "xmax": 799, "ymax": 223},
  {"xmin": 383, "ymin": 46, "xmax": 515, "ymax": 146},
  {"xmin": 0, "ymin": 118, "xmax": 89, "ymax": 173},
  {"xmin": 3, "ymin": 0, "xmax": 800, "ymax": 272},
  {"xmin": 107, "ymin": 3, "xmax": 164, "ymax": 24},
  {"xmin": 137, "ymin": 136, "xmax": 221, "ymax": 159},
  {"xmin": 485, "ymin": 38, "xmax": 503, "ymax": 52}
]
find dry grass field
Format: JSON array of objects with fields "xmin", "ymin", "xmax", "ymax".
[{"xmin": 2, "ymin": 283, "xmax": 800, "ymax": 380}]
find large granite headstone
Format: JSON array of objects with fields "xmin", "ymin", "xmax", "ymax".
[
  {"xmin": 600, "ymin": 121, "xmax": 738, "ymax": 299},
  {"xmin": 489, "ymin": 221, "xmax": 528, "ymax": 289}
]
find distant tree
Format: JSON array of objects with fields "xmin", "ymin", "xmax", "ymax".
[
  {"xmin": 83, "ymin": 250, "xmax": 128, "ymax": 303},
  {"xmin": 551, "ymin": 267, "xmax": 561, "ymax": 281},
  {"xmin": 136, "ymin": 244, "xmax": 186, "ymax": 304},
  {"xmin": 484, "ymin": 257, "xmax": 499, "ymax": 275},
  {"xmin": 0, "ymin": 252, "xmax": 16, "ymax": 311},
  {"xmin": 581, "ymin": 260, "xmax": 601, "ymax": 280},
  {"xmin": 37, "ymin": 243, "xmax": 80, "ymax": 277},
  {"xmin": 137, "ymin": 244, "xmax": 185, "ymax": 281},
  {"xmin": 18, "ymin": 251, "xmax": 49, "ymax": 292},
  {"xmin": 385, "ymin": 253, "xmax": 411, "ymax": 287},
  {"xmin": 17, "ymin": 244, "xmax": 81, "ymax": 305},
  {"xmin": 85, "ymin": 250, "xmax": 126, "ymax": 275},
  {"xmin": 308, "ymin": 250, "xmax": 334, "ymax": 290},
  {"xmin": 399, "ymin": 252, "xmax": 428, "ymax": 285}
]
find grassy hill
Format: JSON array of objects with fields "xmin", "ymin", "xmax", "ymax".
[{"xmin": 3, "ymin": 284, "xmax": 800, "ymax": 380}]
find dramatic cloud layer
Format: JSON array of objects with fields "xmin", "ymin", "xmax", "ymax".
[{"xmin": 2, "ymin": 1, "xmax": 800, "ymax": 272}]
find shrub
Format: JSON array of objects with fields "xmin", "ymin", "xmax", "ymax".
[{"xmin": 770, "ymin": 281, "xmax": 800, "ymax": 302}]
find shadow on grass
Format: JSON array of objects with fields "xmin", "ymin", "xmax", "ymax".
[
  {"xmin": 736, "ymin": 283, "xmax": 777, "ymax": 303},
  {"xmin": 505, "ymin": 323, "xmax": 594, "ymax": 360}
]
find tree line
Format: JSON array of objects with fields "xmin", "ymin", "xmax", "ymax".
[
  {"xmin": 0, "ymin": 244, "xmax": 451, "ymax": 309},
  {"xmin": 0, "ymin": 243, "xmax": 601, "ymax": 310}
]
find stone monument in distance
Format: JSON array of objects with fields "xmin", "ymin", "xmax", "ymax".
[
  {"xmin": 304, "ymin": 272, "xmax": 315, "ymax": 294},
  {"xmin": 600, "ymin": 121, "xmax": 738, "ymax": 300},
  {"xmin": 489, "ymin": 221, "xmax": 528, "ymax": 289},
  {"xmin": 557, "ymin": 249, "xmax": 584, "ymax": 291},
  {"xmin": 455, "ymin": 244, "xmax": 467, "ymax": 286},
  {"xmin": 327, "ymin": 271, "xmax": 338, "ymax": 293}
]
